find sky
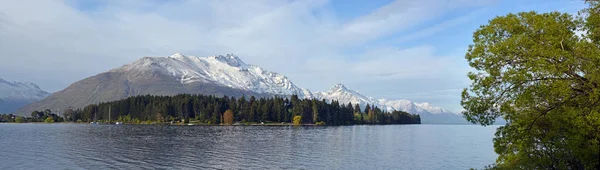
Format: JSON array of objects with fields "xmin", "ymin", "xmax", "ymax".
[{"xmin": 0, "ymin": 0, "xmax": 589, "ymax": 112}]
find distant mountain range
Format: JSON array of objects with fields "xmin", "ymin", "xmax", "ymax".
[
  {"xmin": 313, "ymin": 83, "xmax": 466, "ymax": 124},
  {"xmin": 0, "ymin": 78, "xmax": 49, "ymax": 113},
  {"xmin": 16, "ymin": 53, "xmax": 468, "ymax": 124}
]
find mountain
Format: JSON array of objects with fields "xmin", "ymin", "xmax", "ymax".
[
  {"xmin": 17, "ymin": 53, "xmax": 311, "ymax": 115},
  {"xmin": 122, "ymin": 53, "xmax": 313, "ymax": 98},
  {"xmin": 0, "ymin": 78, "xmax": 49, "ymax": 113},
  {"xmin": 314, "ymin": 83, "xmax": 467, "ymax": 124},
  {"xmin": 17, "ymin": 53, "xmax": 465, "ymax": 124},
  {"xmin": 313, "ymin": 84, "xmax": 377, "ymax": 108}
]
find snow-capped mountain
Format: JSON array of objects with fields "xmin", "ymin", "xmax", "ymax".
[
  {"xmin": 414, "ymin": 102, "xmax": 453, "ymax": 114},
  {"xmin": 313, "ymin": 83, "xmax": 458, "ymax": 116},
  {"xmin": 0, "ymin": 78, "xmax": 49, "ymax": 113},
  {"xmin": 114, "ymin": 53, "xmax": 313, "ymax": 98},
  {"xmin": 313, "ymin": 83, "xmax": 376, "ymax": 107},
  {"xmin": 17, "ymin": 53, "xmax": 312, "ymax": 115},
  {"xmin": 18, "ymin": 53, "xmax": 464, "ymax": 123},
  {"xmin": 377, "ymin": 99, "xmax": 424, "ymax": 114}
]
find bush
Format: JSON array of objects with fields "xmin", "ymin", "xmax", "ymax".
[
  {"xmin": 315, "ymin": 121, "xmax": 326, "ymax": 126},
  {"xmin": 293, "ymin": 115, "xmax": 302, "ymax": 125},
  {"xmin": 44, "ymin": 117, "xmax": 54, "ymax": 123},
  {"xmin": 15, "ymin": 117, "xmax": 24, "ymax": 123}
]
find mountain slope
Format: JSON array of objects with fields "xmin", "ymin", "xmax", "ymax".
[
  {"xmin": 314, "ymin": 83, "xmax": 467, "ymax": 124},
  {"xmin": 0, "ymin": 78, "xmax": 49, "ymax": 113},
  {"xmin": 313, "ymin": 84, "xmax": 376, "ymax": 107},
  {"xmin": 116, "ymin": 53, "xmax": 313, "ymax": 98},
  {"xmin": 17, "ymin": 53, "xmax": 466, "ymax": 124},
  {"xmin": 17, "ymin": 53, "xmax": 310, "ymax": 115}
]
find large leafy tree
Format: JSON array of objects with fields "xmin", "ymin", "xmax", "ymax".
[{"xmin": 462, "ymin": 2, "xmax": 600, "ymax": 169}]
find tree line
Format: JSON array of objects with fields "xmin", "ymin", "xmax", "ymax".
[
  {"xmin": 34, "ymin": 94, "xmax": 420, "ymax": 125},
  {"xmin": 1, "ymin": 109, "xmax": 65, "ymax": 123}
]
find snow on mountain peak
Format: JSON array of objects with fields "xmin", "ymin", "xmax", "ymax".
[
  {"xmin": 115, "ymin": 53, "xmax": 311, "ymax": 98},
  {"xmin": 169, "ymin": 53, "xmax": 185, "ymax": 59},
  {"xmin": 207, "ymin": 53, "xmax": 247, "ymax": 68},
  {"xmin": 315, "ymin": 83, "xmax": 379, "ymax": 108},
  {"xmin": 0, "ymin": 78, "xmax": 49, "ymax": 101},
  {"xmin": 314, "ymin": 83, "xmax": 457, "ymax": 116},
  {"xmin": 415, "ymin": 102, "xmax": 452, "ymax": 114},
  {"xmin": 330, "ymin": 83, "xmax": 348, "ymax": 91}
]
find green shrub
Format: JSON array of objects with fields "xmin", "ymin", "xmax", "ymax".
[{"xmin": 15, "ymin": 117, "xmax": 24, "ymax": 123}]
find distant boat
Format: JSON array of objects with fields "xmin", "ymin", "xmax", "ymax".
[
  {"xmin": 187, "ymin": 123, "xmax": 193, "ymax": 126},
  {"xmin": 115, "ymin": 122, "xmax": 123, "ymax": 125}
]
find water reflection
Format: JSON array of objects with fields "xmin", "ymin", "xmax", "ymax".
[{"xmin": 0, "ymin": 124, "xmax": 498, "ymax": 170}]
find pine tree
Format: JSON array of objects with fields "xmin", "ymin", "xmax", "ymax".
[
  {"xmin": 354, "ymin": 103, "xmax": 362, "ymax": 122},
  {"xmin": 368, "ymin": 106, "xmax": 375, "ymax": 124},
  {"xmin": 364, "ymin": 104, "xmax": 370, "ymax": 116},
  {"xmin": 260, "ymin": 99, "xmax": 269, "ymax": 122},
  {"xmin": 312, "ymin": 99, "xmax": 319, "ymax": 123},
  {"xmin": 249, "ymin": 96, "xmax": 257, "ymax": 122},
  {"xmin": 212, "ymin": 102, "xmax": 221, "ymax": 124}
]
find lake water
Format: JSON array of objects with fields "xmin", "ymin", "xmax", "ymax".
[{"xmin": 0, "ymin": 124, "xmax": 498, "ymax": 170}]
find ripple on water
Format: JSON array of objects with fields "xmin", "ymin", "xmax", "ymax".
[{"xmin": 0, "ymin": 124, "xmax": 499, "ymax": 170}]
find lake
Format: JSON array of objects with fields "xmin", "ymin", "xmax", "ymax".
[{"xmin": 0, "ymin": 124, "xmax": 498, "ymax": 170}]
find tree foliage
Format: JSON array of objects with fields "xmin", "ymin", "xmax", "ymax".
[
  {"xmin": 0, "ymin": 110, "xmax": 64, "ymax": 123},
  {"xmin": 293, "ymin": 115, "xmax": 302, "ymax": 125},
  {"xmin": 44, "ymin": 117, "xmax": 54, "ymax": 123},
  {"xmin": 2, "ymin": 94, "xmax": 420, "ymax": 126},
  {"xmin": 61, "ymin": 94, "xmax": 420, "ymax": 125},
  {"xmin": 462, "ymin": 2, "xmax": 600, "ymax": 169},
  {"xmin": 14, "ymin": 117, "xmax": 23, "ymax": 123},
  {"xmin": 223, "ymin": 109, "xmax": 234, "ymax": 125}
]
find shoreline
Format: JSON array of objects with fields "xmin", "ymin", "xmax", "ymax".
[{"xmin": 0, "ymin": 122, "xmax": 421, "ymax": 126}]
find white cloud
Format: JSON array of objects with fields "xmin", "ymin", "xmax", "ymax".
[{"xmin": 0, "ymin": 0, "xmax": 491, "ymax": 111}]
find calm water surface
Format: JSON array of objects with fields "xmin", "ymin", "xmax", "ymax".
[{"xmin": 0, "ymin": 124, "xmax": 498, "ymax": 170}]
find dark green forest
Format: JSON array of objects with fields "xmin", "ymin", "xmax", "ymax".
[{"xmin": 21, "ymin": 94, "xmax": 420, "ymax": 125}]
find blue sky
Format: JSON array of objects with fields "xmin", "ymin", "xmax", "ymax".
[{"xmin": 0, "ymin": 0, "xmax": 589, "ymax": 112}]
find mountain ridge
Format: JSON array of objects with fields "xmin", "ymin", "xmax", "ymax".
[
  {"xmin": 0, "ymin": 78, "xmax": 50, "ymax": 113},
  {"xmin": 111, "ymin": 53, "xmax": 313, "ymax": 98},
  {"xmin": 17, "ymin": 53, "xmax": 464, "ymax": 123},
  {"xmin": 313, "ymin": 83, "xmax": 460, "ymax": 115}
]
